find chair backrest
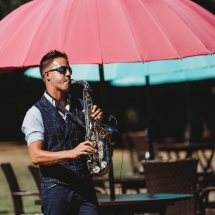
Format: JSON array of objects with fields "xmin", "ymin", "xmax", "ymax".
[
  {"xmin": 94, "ymin": 186, "xmax": 107, "ymax": 195},
  {"xmin": 126, "ymin": 131, "xmax": 148, "ymax": 161},
  {"xmin": 1, "ymin": 163, "xmax": 42, "ymax": 215},
  {"xmin": 121, "ymin": 131, "xmax": 148, "ymax": 173},
  {"xmin": 142, "ymin": 158, "xmax": 198, "ymax": 215},
  {"xmin": 1, "ymin": 163, "xmax": 24, "ymax": 215},
  {"xmin": 28, "ymin": 165, "xmax": 41, "ymax": 192}
]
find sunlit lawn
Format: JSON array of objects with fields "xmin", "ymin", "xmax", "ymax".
[{"xmin": 0, "ymin": 142, "xmax": 133, "ymax": 215}]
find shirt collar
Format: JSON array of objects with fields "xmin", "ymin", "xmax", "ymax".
[{"xmin": 44, "ymin": 91, "xmax": 71, "ymax": 111}]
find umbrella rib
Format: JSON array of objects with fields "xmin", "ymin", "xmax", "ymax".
[
  {"xmin": 140, "ymin": 0, "xmax": 182, "ymax": 59},
  {"xmin": 179, "ymin": 0, "xmax": 215, "ymax": 30},
  {"xmin": 164, "ymin": 0, "xmax": 214, "ymax": 55},
  {"xmin": 119, "ymin": 0, "xmax": 144, "ymax": 62},
  {"xmin": 22, "ymin": 1, "xmax": 57, "ymax": 66},
  {"xmin": 62, "ymin": 0, "xmax": 75, "ymax": 51},
  {"xmin": 95, "ymin": 0, "xmax": 103, "ymax": 63},
  {"xmin": 0, "ymin": 2, "xmax": 34, "ymax": 65}
]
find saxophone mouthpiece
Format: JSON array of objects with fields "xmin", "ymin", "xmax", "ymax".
[{"xmin": 70, "ymin": 79, "xmax": 76, "ymax": 84}]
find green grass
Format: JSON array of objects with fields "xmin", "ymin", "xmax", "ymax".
[{"xmin": 0, "ymin": 142, "xmax": 133, "ymax": 214}]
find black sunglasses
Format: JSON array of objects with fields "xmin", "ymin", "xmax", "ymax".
[{"xmin": 48, "ymin": 66, "xmax": 72, "ymax": 74}]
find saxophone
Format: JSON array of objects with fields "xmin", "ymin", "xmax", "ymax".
[{"xmin": 70, "ymin": 79, "xmax": 118, "ymax": 175}]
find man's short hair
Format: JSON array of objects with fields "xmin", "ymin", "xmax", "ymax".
[{"xmin": 39, "ymin": 50, "xmax": 68, "ymax": 77}]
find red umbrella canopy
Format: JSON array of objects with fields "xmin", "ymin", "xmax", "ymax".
[{"xmin": 0, "ymin": 0, "xmax": 215, "ymax": 69}]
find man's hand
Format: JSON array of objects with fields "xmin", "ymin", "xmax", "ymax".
[
  {"xmin": 71, "ymin": 141, "xmax": 97, "ymax": 159},
  {"xmin": 91, "ymin": 105, "xmax": 103, "ymax": 121},
  {"xmin": 82, "ymin": 105, "xmax": 103, "ymax": 121}
]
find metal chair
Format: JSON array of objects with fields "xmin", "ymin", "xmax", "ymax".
[
  {"xmin": 121, "ymin": 131, "xmax": 147, "ymax": 174},
  {"xmin": 1, "ymin": 163, "xmax": 43, "ymax": 215},
  {"xmin": 28, "ymin": 165, "xmax": 41, "ymax": 192},
  {"xmin": 199, "ymin": 186, "xmax": 215, "ymax": 215},
  {"xmin": 142, "ymin": 158, "xmax": 198, "ymax": 215}
]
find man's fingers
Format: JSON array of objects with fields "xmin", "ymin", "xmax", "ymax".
[
  {"xmin": 90, "ymin": 105, "xmax": 103, "ymax": 121},
  {"xmin": 82, "ymin": 145, "xmax": 96, "ymax": 154},
  {"xmin": 92, "ymin": 109, "xmax": 101, "ymax": 117},
  {"xmin": 95, "ymin": 111, "xmax": 103, "ymax": 120},
  {"xmin": 91, "ymin": 105, "xmax": 97, "ymax": 113},
  {"xmin": 84, "ymin": 140, "xmax": 95, "ymax": 147},
  {"xmin": 87, "ymin": 147, "xmax": 97, "ymax": 153},
  {"xmin": 92, "ymin": 110, "xmax": 102, "ymax": 119}
]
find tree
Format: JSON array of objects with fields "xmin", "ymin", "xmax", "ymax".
[
  {"xmin": 192, "ymin": 0, "xmax": 215, "ymax": 14},
  {"xmin": 0, "ymin": 0, "xmax": 31, "ymax": 20}
]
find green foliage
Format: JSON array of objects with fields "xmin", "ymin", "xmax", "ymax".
[
  {"xmin": 0, "ymin": 0, "xmax": 31, "ymax": 20},
  {"xmin": 192, "ymin": 0, "xmax": 215, "ymax": 14}
]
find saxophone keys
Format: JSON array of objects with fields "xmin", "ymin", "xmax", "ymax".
[
  {"xmin": 92, "ymin": 166, "xmax": 100, "ymax": 174},
  {"xmin": 100, "ymin": 161, "xmax": 107, "ymax": 169}
]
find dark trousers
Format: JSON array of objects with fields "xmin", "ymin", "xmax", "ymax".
[{"xmin": 41, "ymin": 181, "xmax": 99, "ymax": 215}]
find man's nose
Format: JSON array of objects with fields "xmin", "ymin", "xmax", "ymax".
[{"xmin": 65, "ymin": 69, "xmax": 72, "ymax": 76}]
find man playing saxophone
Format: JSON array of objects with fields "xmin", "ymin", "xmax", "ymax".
[{"xmin": 21, "ymin": 50, "xmax": 103, "ymax": 215}]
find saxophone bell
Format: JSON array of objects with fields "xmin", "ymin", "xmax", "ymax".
[{"xmin": 98, "ymin": 122, "xmax": 118, "ymax": 133}]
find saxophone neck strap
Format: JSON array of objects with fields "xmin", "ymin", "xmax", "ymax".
[{"xmin": 46, "ymin": 91, "xmax": 85, "ymax": 128}]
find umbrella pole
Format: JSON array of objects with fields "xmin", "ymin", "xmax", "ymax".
[
  {"xmin": 184, "ymin": 81, "xmax": 192, "ymax": 143},
  {"xmin": 99, "ymin": 64, "xmax": 116, "ymax": 200},
  {"xmin": 145, "ymin": 76, "xmax": 154, "ymax": 159},
  {"xmin": 99, "ymin": 64, "xmax": 106, "ymax": 113},
  {"xmin": 185, "ymin": 81, "xmax": 192, "ymax": 123}
]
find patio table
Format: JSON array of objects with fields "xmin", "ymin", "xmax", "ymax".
[{"xmin": 35, "ymin": 193, "xmax": 192, "ymax": 215}]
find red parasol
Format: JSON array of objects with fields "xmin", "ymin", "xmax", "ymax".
[{"xmin": 0, "ymin": 0, "xmax": 214, "ymax": 69}]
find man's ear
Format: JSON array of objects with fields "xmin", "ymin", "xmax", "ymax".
[{"xmin": 44, "ymin": 72, "xmax": 50, "ymax": 81}]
